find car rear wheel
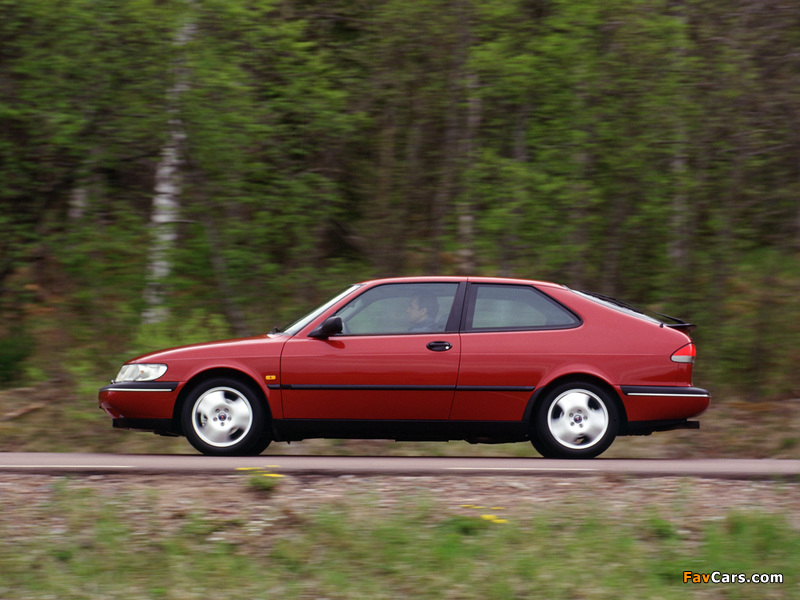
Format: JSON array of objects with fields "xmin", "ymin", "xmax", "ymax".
[
  {"xmin": 532, "ymin": 382, "xmax": 619, "ymax": 459},
  {"xmin": 181, "ymin": 377, "xmax": 271, "ymax": 456}
]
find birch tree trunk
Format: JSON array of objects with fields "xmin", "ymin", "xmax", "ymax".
[
  {"xmin": 142, "ymin": 18, "xmax": 194, "ymax": 325},
  {"xmin": 142, "ymin": 138, "xmax": 182, "ymax": 324}
]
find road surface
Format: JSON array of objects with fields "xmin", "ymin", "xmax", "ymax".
[{"xmin": 0, "ymin": 453, "xmax": 798, "ymax": 479}]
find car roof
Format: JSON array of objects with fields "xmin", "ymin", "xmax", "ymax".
[{"xmin": 356, "ymin": 275, "xmax": 566, "ymax": 289}]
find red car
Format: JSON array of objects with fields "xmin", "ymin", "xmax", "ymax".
[{"xmin": 99, "ymin": 276, "xmax": 709, "ymax": 458}]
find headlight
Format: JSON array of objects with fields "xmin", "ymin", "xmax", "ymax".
[{"xmin": 115, "ymin": 363, "xmax": 168, "ymax": 382}]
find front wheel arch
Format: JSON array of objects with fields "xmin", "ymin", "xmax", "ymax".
[
  {"xmin": 173, "ymin": 368, "xmax": 272, "ymax": 431},
  {"xmin": 176, "ymin": 371, "xmax": 272, "ymax": 456}
]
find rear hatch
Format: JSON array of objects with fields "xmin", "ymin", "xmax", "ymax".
[{"xmin": 575, "ymin": 290, "xmax": 696, "ymax": 335}]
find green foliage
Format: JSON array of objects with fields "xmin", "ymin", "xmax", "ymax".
[
  {"xmin": 0, "ymin": 327, "xmax": 34, "ymax": 386},
  {"xmin": 1, "ymin": 0, "xmax": 799, "ymax": 400}
]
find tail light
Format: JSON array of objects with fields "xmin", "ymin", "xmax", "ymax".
[{"xmin": 671, "ymin": 343, "xmax": 696, "ymax": 364}]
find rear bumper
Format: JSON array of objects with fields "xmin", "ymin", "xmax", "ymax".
[
  {"xmin": 620, "ymin": 385, "xmax": 710, "ymax": 398},
  {"xmin": 619, "ymin": 385, "xmax": 710, "ymax": 423}
]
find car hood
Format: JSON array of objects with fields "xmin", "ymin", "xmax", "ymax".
[{"xmin": 128, "ymin": 334, "xmax": 287, "ymax": 363}]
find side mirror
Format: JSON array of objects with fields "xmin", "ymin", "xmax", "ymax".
[{"xmin": 308, "ymin": 316, "xmax": 343, "ymax": 339}]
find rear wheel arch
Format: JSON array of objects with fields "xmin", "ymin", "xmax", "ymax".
[
  {"xmin": 527, "ymin": 374, "xmax": 627, "ymax": 459},
  {"xmin": 526, "ymin": 374, "xmax": 627, "ymax": 427}
]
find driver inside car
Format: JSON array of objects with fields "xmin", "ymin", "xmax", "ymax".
[{"xmin": 406, "ymin": 291, "xmax": 439, "ymax": 332}]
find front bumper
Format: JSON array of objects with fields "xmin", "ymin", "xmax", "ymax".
[{"xmin": 98, "ymin": 381, "xmax": 181, "ymax": 422}]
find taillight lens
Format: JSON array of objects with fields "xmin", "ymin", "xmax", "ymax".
[{"xmin": 671, "ymin": 343, "xmax": 696, "ymax": 364}]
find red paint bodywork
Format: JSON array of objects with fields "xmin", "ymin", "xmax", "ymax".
[{"xmin": 99, "ymin": 276, "xmax": 709, "ymax": 443}]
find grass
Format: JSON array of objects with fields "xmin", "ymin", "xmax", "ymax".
[
  {"xmin": 0, "ymin": 478, "xmax": 797, "ymax": 599},
  {"xmin": 239, "ymin": 466, "xmax": 286, "ymax": 493}
]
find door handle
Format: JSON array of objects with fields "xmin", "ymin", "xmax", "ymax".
[{"xmin": 426, "ymin": 341, "xmax": 452, "ymax": 352}]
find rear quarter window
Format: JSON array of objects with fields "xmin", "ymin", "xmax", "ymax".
[{"xmin": 467, "ymin": 284, "xmax": 580, "ymax": 331}]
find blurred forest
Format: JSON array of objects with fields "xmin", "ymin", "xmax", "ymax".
[{"xmin": 1, "ymin": 0, "xmax": 800, "ymax": 402}]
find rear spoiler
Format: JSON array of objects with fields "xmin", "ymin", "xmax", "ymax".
[
  {"xmin": 662, "ymin": 321, "xmax": 696, "ymax": 335},
  {"xmin": 580, "ymin": 291, "xmax": 696, "ymax": 335}
]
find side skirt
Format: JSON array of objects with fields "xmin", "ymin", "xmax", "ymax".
[{"xmin": 272, "ymin": 419, "xmax": 529, "ymax": 444}]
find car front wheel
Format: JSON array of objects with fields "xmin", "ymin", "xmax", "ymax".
[
  {"xmin": 181, "ymin": 377, "xmax": 271, "ymax": 456},
  {"xmin": 532, "ymin": 382, "xmax": 619, "ymax": 459}
]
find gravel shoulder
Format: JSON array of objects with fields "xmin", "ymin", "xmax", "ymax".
[{"xmin": 2, "ymin": 472, "xmax": 799, "ymax": 535}]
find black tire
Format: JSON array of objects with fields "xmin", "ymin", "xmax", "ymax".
[
  {"xmin": 532, "ymin": 381, "xmax": 619, "ymax": 459},
  {"xmin": 181, "ymin": 377, "xmax": 271, "ymax": 456}
]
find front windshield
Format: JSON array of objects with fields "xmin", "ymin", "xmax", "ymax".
[{"xmin": 279, "ymin": 285, "xmax": 362, "ymax": 336}]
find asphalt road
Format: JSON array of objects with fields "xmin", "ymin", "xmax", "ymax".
[{"xmin": 0, "ymin": 453, "xmax": 798, "ymax": 479}]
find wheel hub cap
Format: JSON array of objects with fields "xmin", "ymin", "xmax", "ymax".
[
  {"xmin": 547, "ymin": 389, "xmax": 609, "ymax": 450},
  {"xmin": 192, "ymin": 387, "xmax": 253, "ymax": 448}
]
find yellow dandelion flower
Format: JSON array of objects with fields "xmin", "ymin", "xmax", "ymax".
[{"xmin": 481, "ymin": 514, "xmax": 508, "ymax": 524}]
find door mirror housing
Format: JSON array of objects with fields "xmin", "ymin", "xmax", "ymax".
[{"xmin": 309, "ymin": 316, "xmax": 343, "ymax": 339}]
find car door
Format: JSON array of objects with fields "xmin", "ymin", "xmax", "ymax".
[
  {"xmin": 452, "ymin": 282, "xmax": 582, "ymax": 421},
  {"xmin": 280, "ymin": 282, "xmax": 464, "ymax": 420}
]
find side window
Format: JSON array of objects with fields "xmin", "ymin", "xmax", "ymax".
[
  {"xmin": 467, "ymin": 284, "xmax": 579, "ymax": 331},
  {"xmin": 336, "ymin": 283, "xmax": 459, "ymax": 335}
]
